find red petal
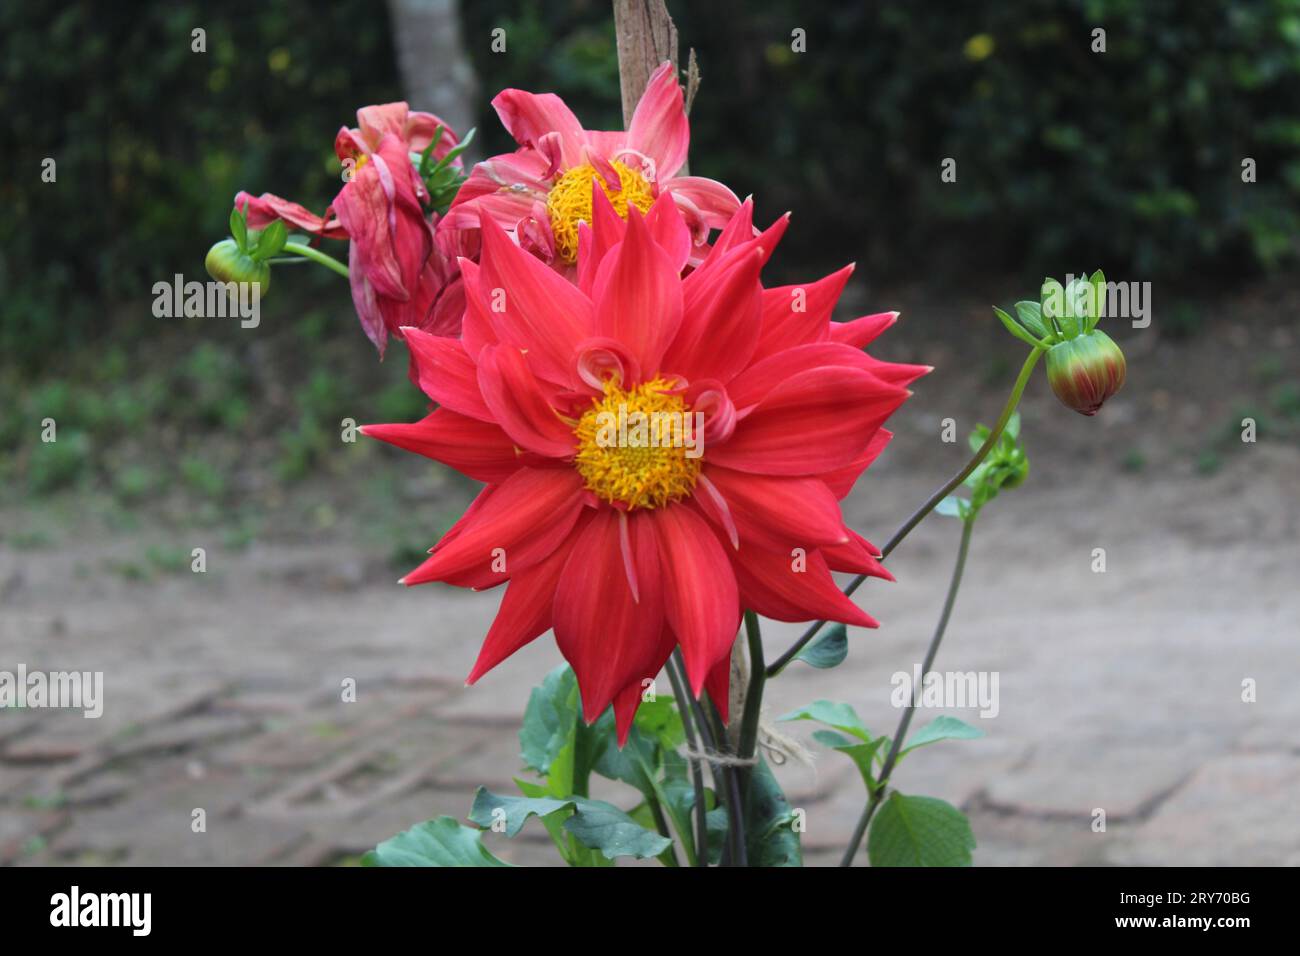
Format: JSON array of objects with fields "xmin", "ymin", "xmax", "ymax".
[
  {"xmin": 830, "ymin": 311, "xmax": 899, "ymax": 349},
  {"xmin": 652, "ymin": 505, "xmax": 740, "ymax": 695},
  {"xmin": 728, "ymin": 341, "xmax": 884, "ymax": 410},
  {"xmin": 663, "ymin": 245, "xmax": 763, "ymax": 384},
  {"xmin": 554, "ymin": 509, "xmax": 665, "ymax": 722},
  {"xmin": 592, "ymin": 209, "xmax": 683, "ymax": 377},
  {"xmin": 402, "ymin": 468, "xmax": 585, "ymax": 586},
  {"xmin": 821, "ymin": 429, "xmax": 893, "ymax": 499},
  {"xmin": 456, "ymin": 258, "xmax": 500, "ymax": 359},
  {"xmin": 479, "ymin": 215, "xmax": 594, "ymax": 384},
  {"xmin": 360, "ymin": 409, "xmax": 523, "ymax": 484},
  {"xmin": 703, "ymin": 467, "xmax": 847, "ymax": 550},
  {"xmin": 466, "ymin": 518, "xmax": 585, "ymax": 684},
  {"xmin": 402, "ymin": 328, "xmax": 491, "ymax": 420},
  {"xmin": 821, "ymin": 530, "xmax": 895, "ymax": 582},
  {"xmin": 476, "ymin": 344, "xmax": 576, "ymax": 459},
  {"xmin": 704, "ymin": 652, "xmax": 733, "ymax": 725},
  {"xmin": 610, "ymin": 627, "xmax": 678, "ymax": 746},
  {"xmin": 732, "ymin": 544, "xmax": 878, "ymax": 628},
  {"xmin": 752, "ymin": 264, "xmax": 855, "ymax": 362},
  {"xmin": 709, "ymin": 367, "xmax": 909, "ymax": 475}
]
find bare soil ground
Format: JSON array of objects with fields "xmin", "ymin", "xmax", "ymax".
[{"xmin": 2, "ymin": 282, "xmax": 1297, "ymax": 866}]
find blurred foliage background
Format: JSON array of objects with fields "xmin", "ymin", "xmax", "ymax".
[{"xmin": 3, "ymin": 0, "xmax": 1299, "ymax": 517}]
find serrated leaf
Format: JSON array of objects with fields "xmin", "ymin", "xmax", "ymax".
[
  {"xmin": 467, "ymin": 787, "xmax": 574, "ymax": 837},
  {"xmin": 520, "ymin": 664, "xmax": 578, "ymax": 777},
  {"xmin": 514, "ymin": 778, "xmax": 575, "ymax": 862},
  {"xmin": 777, "ymin": 699, "xmax": 872, "ymax": 741},
  {"xmin": 812, "ymin": 729, "xmax": 884, "ymax": 790},
  {"xmin": 362, "ymin": 816, "xmax": 514, "ymax": 867},
  {"xmin": 562, "ymin": 799, "xmax": 672, "ymax": 860},
  {"xmin": 901, "ymin": 715, "xmax": 985, "ymax": 756},
  {"xmin": 867, "ymin": 793, "xmax": 975, "ymax": 867},
  {"xmin": 793, "ymin": 623, "xmax": 848, "ymax": 668}
]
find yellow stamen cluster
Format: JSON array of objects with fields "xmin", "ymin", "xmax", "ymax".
[
  {"xmin": 546, "ymin": 160, "xmax": 655, "ymax": 265},
  {"xmin": 573, "ymin": 377, "xmax": 700, "ymax": 510}
]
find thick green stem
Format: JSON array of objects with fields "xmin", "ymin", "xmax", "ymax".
[
  {"xmin": 737, "ymin": 612, "xmax": 766, "ymax": 763},
  {"xmin": 767, "ymin": 346, "xmax": 1044, "ymax": 678},
  {"xmin": 840, "ymin": 516, "xmax": 976, "ymax": 867},
  {"xmin": 665, "ymin": 656, "xmax": 708, "ymax": 867},
  {"xmin": 704, "ymin": 696, "xmax": 748, "ymax": 868},
  {"xmin": 282, "ymin": 241, "xmax": 350, "ymax": 279}
]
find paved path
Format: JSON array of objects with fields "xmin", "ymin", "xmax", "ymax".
[{"xmin": 3, "ymin": 386, "xmax": 1298, "ymax": 866}]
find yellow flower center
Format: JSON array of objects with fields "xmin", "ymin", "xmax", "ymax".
[
  {"xmin": 573, "ymin": 377, "xmax": 701, "ymax": 510},
  {"xmin": 546, "ymin": 160, "xmax": 655, "ymax": 265}
]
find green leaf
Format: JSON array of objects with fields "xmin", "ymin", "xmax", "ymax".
[
  {"xmin": 514, "ymin": 778, "xmax": 577, "ymax": 863},
  {"xmin": 229, "ymin": 206, "xmax": 248, "ymax": 252},
  {"xmin": 993, "ymin": 306, "xmax": 1044, "ymax": 348},
  {"xmin": 1088, "ymin": 269, "xmax": 1106, "ymax": 331},
  {"xmin": 867, "ymin": 793, "xmax": 975, "ymax": 867},
  {"xmin": 467, "ymin": 787, "xmax": 574, "ymax": 837},
  {"xmin": 777, "ymin": 699, "xmax": 872, "ymax": 741},
  {"xmin": 520, "ymin": 664, "xmax": 579, "ymax": 777},
  {"xmin": 362, "ymin": 816, "xmax": 514, "ymax": 867},
  {"xmin": 901, "ymin": 715, "xmax": 985, "ymax": 756},
  {"xmin": 1013, "ymin": 300, "xmax": 1048, "ymax": 338},
  {"xmin": 745, "ymin": 758, "xmax": 802, "ymax": 866},
  {"xmin": 967, "ymin": 422, "xmax": 991, "ymax": 454},
  {"xmin": 562, "ymin": 799, "xmax": 672, "ymax": 860},
  {"xmin": 1004, "ymin": 410, "xmax": 1021, "ymax": 441},
  {"xmin": 250, "ymin": 219, "xmax": 287, "ymax": 262},
  {"xmin": 705, "ymin": 806, "xmax": 729, "ymax": 866},
  {"xmin": 417, "ymin": 125, "xmax": 445, "ymax": 178},
  {"xmin": 793, "ymin": 623, "xmax": 848, "ymax": 668},
  {"xmin": 935, "ymin": 495, "xmax": 969, "ymax": 520},
  {"xmin": 812, "ymin": 729, "xmax": 885, "ymax": 790}
]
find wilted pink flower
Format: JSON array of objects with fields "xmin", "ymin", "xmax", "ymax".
[{"xmin": 235, "ymin": 103, "xmax": 465, "ymax": 356}]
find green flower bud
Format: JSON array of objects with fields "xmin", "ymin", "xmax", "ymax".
[
  {"xmin": 204, "ymin": 239, "xmax": 271, "ymax": 294},
  {"xmin": 1045, "ymin": 329, "xmax": 1126, "ymax": 416}
]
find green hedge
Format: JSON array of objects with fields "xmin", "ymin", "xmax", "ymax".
[{"xmin": 7, "ymin": 0, "xmax": 1300, "ymax": 373}]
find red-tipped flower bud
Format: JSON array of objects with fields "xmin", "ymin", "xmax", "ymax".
[{"xmin": 1045, "ymin": 329, "xmax": 1126, "ymax": 416}]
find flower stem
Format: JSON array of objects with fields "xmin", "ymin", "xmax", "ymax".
[
  {"xmin": 840, "ymin": 516, "xmax": 976, "ymax": 867},
  {"xmin": 665, "ymin": 654, "xmax": 709, "ymax": 867},
  {"xmin": 766, "ymin": 345, "xmax": 1044, "ymax": 678},
  {"xmin": 705, "ymin": 696, "xmax": 748, "ymax": 868},
  {"xmin": 282, "ymin": 241, "xmax": 350, "ymax": 279},
  {"xmin": 737, "ymin": 610, "xmax": 765, "ymax": 778}
]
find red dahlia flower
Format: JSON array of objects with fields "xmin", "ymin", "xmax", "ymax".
[
  {"xmin": 235, "ymin": 102, "xmax": 466, "ymax": 355},
  {"xmin": 441, "ymin": 61, "xmax": 739, "ymax": 271},
  {"xmin": 363, "ymin": 192, "xmax": 926, "ymax": 743}
]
